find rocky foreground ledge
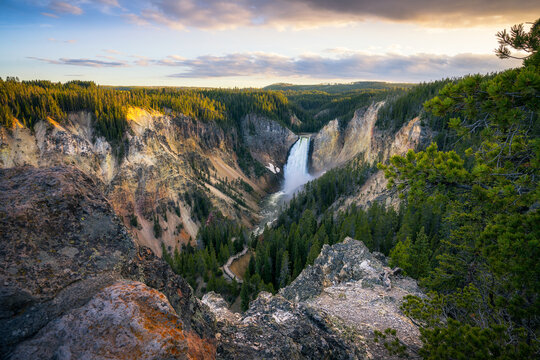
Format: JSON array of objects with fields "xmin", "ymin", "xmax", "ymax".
[
  {"xmin": 0, "ymin": 166, "xmax": 216, "ymax": 359},
  {"xmin": 1, "ymin": 165, "xmax": 424, "ymax": 359},
  {"xmin": 204, "ymin": 238, "xmax": 424, "ymax": 359}
]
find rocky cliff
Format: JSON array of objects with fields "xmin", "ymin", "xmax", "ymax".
[
  {"xmin": 0, "ymin": 166, "xmax": 216, "ymax": 359},
  {"xmin": 311, "ymin": 102, "xmax": 429, "ymax": 175},
  {"xmin": 0, "ymin": 108, "xmax": 294, "ymax": 256},
  {"xmin": 241, "ymin": 113, "xmax": 298, "ymax": 175},
  {"xmin": 203, "ymin": 237, "xmax": 424, "ymax": 359},
  {"xmin": 311, "ymin": 102, "xmax": 431, "ymax": 209}
]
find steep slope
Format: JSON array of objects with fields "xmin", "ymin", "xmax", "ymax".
[
  {"xmin": 311, "ymin": 101, "xmax": 431, "ymax": 209},
  {"xmin": 0, "ymin": 108, "xmax": 294, "ymax": 255},
  {"xmin": 311, "ymin": 101, "xmax": 428, "ymax": 173},
  {"xmin": 0, "ymin": 166, "xmax": 216, "ymax": 359},
  {"xmin": 241, "ymin": 113, "xmax": 298, "ymax": 175},
  {"xmin": 203, "ymin": 237, "xmax": 424, "ymax": 359}
]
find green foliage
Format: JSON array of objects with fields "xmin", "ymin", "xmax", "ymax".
[
  {"xmin": 419, "ymin": 319, "xmax": 533, "ymax": 360},
  {"xmin": 161, "ymin": 214, "xmax": 247, "ymax": 301},
  {"xmin": 306, "ymin": 239, "xmax": 321, "ymax": 266},
  {"xmin": 382, "ymin": 20, "xmax": 540, "ymax": 357},
  {"xmin": 377, "ymin": 79, "xmax": 453, "ymax": 134},
  {"xmin": 495, "ymin": 18, "xmax": 540, "ymax": 66},
  {"xmin": 153, "ymin": 215, "xmax": 163, "ymax": 238},
  {"xmin": 264, "ymin": 81, "xmax": 414, "ymax": 93},
  {"xmin": 389, "ymin": 237, "xmax": 412, "ymax": 273},
  {"xmin": 284, "ymin": 88, "xmax": 402, "ymax": 132},
  {"xmin": 379, "ymin": 143, "xmax": 470, "ymax": 202},
  {"xmin": 183, "ymin": 188, "xmax": 212, "ymax": 223},
  {"xmin": 373, "ymin": 328, "xmax": 409, "ymax": 358},
  {"xmin": 240, "ymin": 281, "xmax": 251, "ymax": 311},
  {"xmin": 0, "ymin": 78, "xmax": 127, "ymax": 145}
]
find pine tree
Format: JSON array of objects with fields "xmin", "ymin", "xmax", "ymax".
[
  {"xmin": 306, "ymin": 239, "xmax": 321, "ymax": 266},
  {"xmin": 279, "ymin": 251, "xmax": 290, "ymax": 288},
  {"xmin": 240, "ymin": 281, "xmax": 250, "ymax": 311},
  {"xmin": 410, "ymin": 227, "xmax": 431, "ymax": 279},
  {"xmin": 389, "ymin": 237, "xmax": 412, "ymax": 273}
]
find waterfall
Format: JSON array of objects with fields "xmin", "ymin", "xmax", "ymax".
[
  {"xmin": 253, "ymin": 136, "xmax": 313, "ymax": 234},
  {"xmin": 283, "ymin": 137, "xmax": 313, "ymax": 195}
]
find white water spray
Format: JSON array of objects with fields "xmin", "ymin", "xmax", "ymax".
[
  {"xmin": 253, "ymin": 136, "xmax": 314, "ymax": 234},
  {"xmin": 283, "ymin": 136, "xmax": 313, "ymax": 195}
]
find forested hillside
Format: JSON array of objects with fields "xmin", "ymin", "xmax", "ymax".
[
  {"xmin": 264, "ymin": 81, "xmax": 414, "ymax": 93},
  {"xmin": 0, "ymin": 80, "xmax": 291, "ymax": 143},
  {"xmin": 285, "ymin": 89, "xmax": 399, "ymax": 132},
  {"xmin": 0, "ymin": 78, "xmax": 410, "ymax": 142}
]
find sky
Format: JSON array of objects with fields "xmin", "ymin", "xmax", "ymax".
[{"xmin": 0, "ymin": 0, "xmax": 537, "ymax": 87}]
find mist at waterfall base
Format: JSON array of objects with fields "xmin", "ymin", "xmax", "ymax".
[{"xmin": 255, "ymin": 137, "xmax": 313, "ymax": 233}]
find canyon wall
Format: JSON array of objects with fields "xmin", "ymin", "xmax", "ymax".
[
  {"xmin": 310, "ymin": 101, "xmax": 432, "ymax": 209},
  {"xmin": 241, "ymin": 113, "xmax": 298, "ymax": 175},
  {"xmin": 311, "ymin": 101, "xmax": 428, "ymax": 173},
  {"xmin": 0, "ymin": 108, "xmax": 294, "ymax": 256}
]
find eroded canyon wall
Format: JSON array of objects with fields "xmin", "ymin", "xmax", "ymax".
[{"xmin": 0, "ymin": 108, "xmax": 294, "ymax": 255}]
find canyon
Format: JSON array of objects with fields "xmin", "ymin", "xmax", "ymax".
[
  {"xmin": 0, "ymin": 100, "xmax": 430, "ymax": 359},
  {"xmin": 0, "ymin": 166, "xmax": 424, "ymax": 359},
  {"xmin": 0, "ymin": 107, "xmax": 296, "ymax": 256}
]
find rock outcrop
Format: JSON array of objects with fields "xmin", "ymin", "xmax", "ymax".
[
  {"xmin": 283, "ymin": 238, "xmax": 424, "ymax": 357},
  {"xmin": 204, "ymin": 237, "xmax": 424, "ymax": 359},
  {"xmin": 203, "ymin": 291, "xmax": 365, "ymax": 359},
  {"xmin": 9, "ymin": 281, "xmax": 212, "ymax": 360},
  {"xmin": 0, "ymin": 166, "xmax": 216, "ymax": 359},
  {"xmin": 241, "ymin": 113, "xmax": 298, "ymax": 174},
  {"xmin": 311, "ymin": 102, "xmax": 429, "ymax": 173}
]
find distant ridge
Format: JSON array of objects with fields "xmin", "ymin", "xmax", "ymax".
[{"xmin": 263, "ymin": 81, "xmax": 415, "ymax": 93}]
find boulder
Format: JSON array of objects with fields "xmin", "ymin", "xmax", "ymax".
[{"xmin": 10, "ymin": 281, "xmax": 214, "ymax": 360}]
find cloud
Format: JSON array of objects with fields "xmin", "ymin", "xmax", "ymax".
[
  {"xmin": 48, "ymin": 38, "xmax": 77, "ymax": 44},
  {"xmin": 28, "ymin": 56, "xmax": 128, "ymax": 67},
  {"xmin": 93, "ymin": 0, "xmax": 120, "ymax": 6},
  {"xmin": 129, "ymin": 0, "xmax": 540, "ymax": 29},
  {"xmin": 97, "ymin": 55, "xmax": 121, "ymax": 60},
  {"xmin": 43, "ymin": 0, "xmax": 121, "ymax": 17},
  {"xmin": 160, "ymin": 52, "xmax": 522, "ymax": 82},
  {"xmin": 123, "ymin": 13, "xmax": 151, "ymax": 27},
  {"xmin": 26, "ymin": 50, "xmax": 522, "ymax": 82},
  {"xmin": 49, "ymin": 1, "xmax": 83, "ymax": 15},
  {"xmin": 130, "ymin": 55, "xmax": 151, "ymax": 66},
  {"xmin": 103, "ymin": 49, "xmax": 122, "ymax": 55},
  {"xmin": 41, "ymin": 12, "xmax": 59, "ymax": 18},
  {"xmin": 136, "ymin": 1, "xmax": 254, "ymax": 30}
]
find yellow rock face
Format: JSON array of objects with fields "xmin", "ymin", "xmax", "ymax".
[{"xmin": 1, "ymin": 108, "xmax": 274, "ymax": 257}]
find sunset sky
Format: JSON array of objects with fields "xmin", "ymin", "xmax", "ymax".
[{"xmin": 1, "ymin": 0, "xmax": 537, "ymax": 87}]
